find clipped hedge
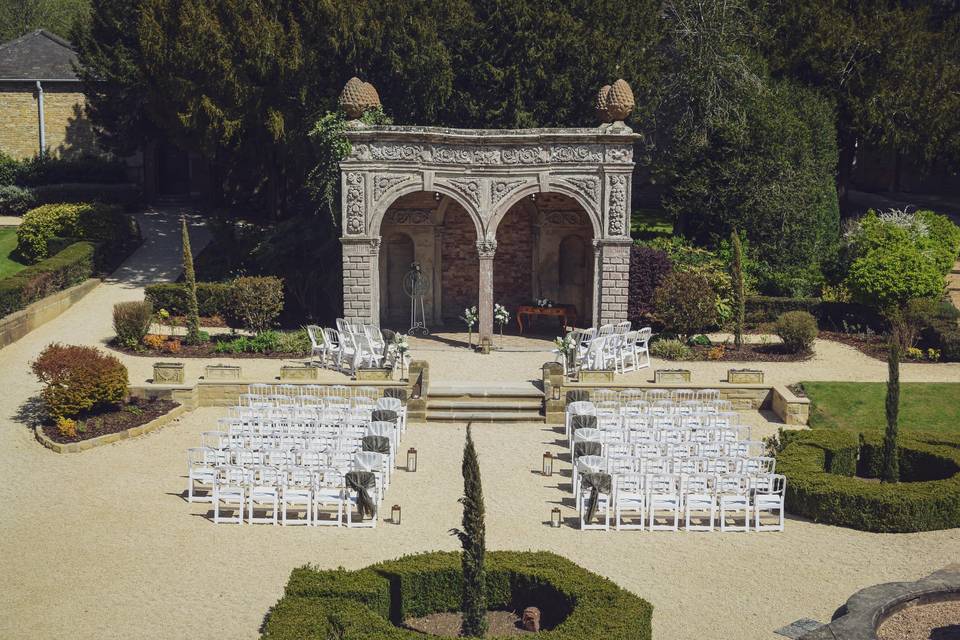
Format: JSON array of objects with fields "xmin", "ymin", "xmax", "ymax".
[
  {"xmin": 777, "ymin": 429, "xmax": 960, "ymax": 532},
  {"xmin": 0, "ymin": 241, "xmax": 95, "ymax": 317},
  {"xmin": 745, "ymin": 296, "xmax": 885, "ymax": 332},
  {"xmin": 31, "ymin": 183, "xmax": 142, "ymax": 208},
  {"xmin": 144, "ymin": 282, "xmax": 235, "ymax": 320},
  {"xmin": 262, "ymin": 551, "xmax": 653, "ymax": 640},
  {"xmin": 16, "ymin": 202, "xmax": 139, "ymax": 263}
]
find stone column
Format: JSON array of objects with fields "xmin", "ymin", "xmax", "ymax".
[
  {"xmin": 476, "ymin": 238, "xmax": 496, "ymax": 350},
  {"xmin": 595, "ymin": 239, "xmax": 631, "ymax": 325},
  {"xmin": 341, "ymin": 237, "xmax": 380, "ymax": 324},
  {"xmin": 432, "ymin": 226, "xmax": 444, "ymax": 325}
]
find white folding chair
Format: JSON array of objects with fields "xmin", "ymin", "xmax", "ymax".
[
  {"xmin": 313, "ymin": 470, "xmax": 345, "ymax": 527},
  {"xmin": 647, "ymin": 474, "xmax": 680, "ymax": 531},
  {"xmin": 754, "ymin": 474, "xmax": 786, "ymax": 532},
  {"xmin": 248, "ymin": 466, "xmax": 284, "ymax": 525},
  {"xmin": 684, "ymin": 474, "xmax": 716, "ymax": 531},
  {"xmin": 281, "ymin": 467, "xmax": 313, "ymax": 526},
  {"xmin": 213, "ymin": 466, "xmax": 249, "ymax": 524},
  {"xmin": 614, "ymin": 473, "xmax": 646, "ymax": 530},
  {"xmin": 717, "ymin": 474, "xmax": 751, "ymax": 532}
]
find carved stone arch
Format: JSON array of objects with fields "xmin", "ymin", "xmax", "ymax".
[
  {"xmin": 487, "ymin": 177, "xmax": 602, "ymax": 240},
  {"xmin": 368, "ymin": 173, "xmax": 483, "ymax": 239}
]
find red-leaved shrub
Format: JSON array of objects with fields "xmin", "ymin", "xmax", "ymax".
[{"xmin": 31, "ymin": 344, "xmax": 128, "ymax": 418}]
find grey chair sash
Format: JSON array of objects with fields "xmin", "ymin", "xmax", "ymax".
[
  {"xmin": 381, "ymin": 329, "xmax": 396, "ymax": 358},
  {"xmin": 567, "ymin": 389, "xmax": 590, "ymax": 404},
  {"xmin": 574, "ymin": 441, "xmax": 602, "ymax": 459},
  {"xmin": 582, "ymin": 472, "xmax": 612, "ymax": 524},
  {"xmin": 371, "ymin": 409, "xmax": 398, "ymax": 424},
  {"xmin": 345, "ymin": 471, "xmax": 376, "ymax": 520},
  {"xmin": 362, "ymin": 435, "xmax": 391, "ymax": 455},
  {"xmin": 571, "ymin": 414, "xmax": 597, "ymax": 435},
  {"xmin": 383, "ymin": 387, "xmax": 407, "ymax": 401}
]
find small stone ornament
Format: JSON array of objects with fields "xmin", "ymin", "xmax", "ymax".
[
  {"xmin": 595, "ymin": 78, "xmax": 635, "ymax": 123},
  {"xmin": 522, "ymin": 607, "xmax": 541, "ymax": 632},
  {"xmin": 338, "ymin": 77, "xmax": 381, "ymax": 119}
]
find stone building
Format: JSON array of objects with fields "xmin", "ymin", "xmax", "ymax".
[
  {"xmin": 340, "ymin": 119, "xmax": 639, "ymax": 347},
  {"xmin": 0, "ymin": 29, "xmax": 97, "ymax": 159}
]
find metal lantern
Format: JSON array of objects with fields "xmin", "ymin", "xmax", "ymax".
[
  {"xmin": 407, "ymin": 447, "xmax": 418, "ymax": 472},
  {"xmin": 542, "ymin": 451, "xmax": 554, "ymax": 476},
  {"xmin": 391, "ymin": 504, "xmax": 401, "ymax": 525},
  {"xmin": 553, "ymin": 385, "xmax": 561, "ymax": 400},
  {"xmin": 551, "ymin": 507, "xmax": 562, "ymax": 528}
]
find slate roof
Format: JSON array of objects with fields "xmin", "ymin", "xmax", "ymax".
[{"xmin": 0, "ymin": 29, "xmax": 79, "ymax": 81}]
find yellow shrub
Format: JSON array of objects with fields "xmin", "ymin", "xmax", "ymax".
[{"xmin": 56, "ymin": 416, "xmax": 77, "ymax": 438}]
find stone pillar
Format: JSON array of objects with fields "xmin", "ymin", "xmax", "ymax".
[
  {"xmin": 595, "ymin": 239, "xmax": 630, "ymax": 325},
  {"xmin": 432, "ymin": 226, "xmax": 444, "ymax": 325},
  {"xmin": 477, "ymin": 238, "xmax": 496, "ymax": 349},
  {"xmin": 341, "ymin": 237, "xmax": 380, "ymax": 324}
]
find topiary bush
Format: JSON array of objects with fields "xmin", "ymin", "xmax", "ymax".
[
  {"xmin": 261, "ymin": 551, "xmax": 653, "ymax": 640},
  {"xmin": 113, "ymin": 300, "xmax": 153, "ymax": 349},
  {"xmin": 31, "ymin": 343, "xmax": 128, "ymax": 419},
  {"xmin": 144, "ymin": 282, "xmax": 236, "ymax": 320},
  {"xmin": 653, "ymin": 271, "xmax": 717, "ymax": 340},
  {"xmin": 16, "ymin": 202, "xmax": 136, "ymax": 263},
  {"xmin": 0, "ymin": 185, "xmax": 36, "ymax": 215},
  {"xmin": 776, "ymin": 429, "xmax": 960, "ymax": 532},
  {"xmin": 628, "ymin": 244, "xmax": 672, "ymax": 324},
  {"xmin": 0, "ymin": 241, "xmax": 95, "ymax": 318},
  {"xmin": 232, "ymin": 276, "xmax": 284, "ymax": 333},
  {"xmin": 774, "ymin": 310, "xmax": 818, "ymax": 353}
]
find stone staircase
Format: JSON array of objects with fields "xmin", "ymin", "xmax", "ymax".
[{"xmin": 425, "ymin": 383, "xmax": 545, "ymax": 423}]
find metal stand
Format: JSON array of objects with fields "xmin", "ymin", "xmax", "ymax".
[{"xmin": 403, "ymin": 263, "xmax": 430, "ymax": 336}]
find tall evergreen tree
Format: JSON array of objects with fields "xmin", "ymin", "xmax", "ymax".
[
  {"xmin": 450, "ymin": 425, "xmax": 487, "ymax": 637},
  {"xmin": 882, "ymin": 334, "xmax": 900, "ymax": 483},
  {"xmin": 181, "ymin": 217, "xmax": 201, "ymax": 344},
  {"xmin": 730, "ymin": 230, "xmax": 745, "ymax": 350}
]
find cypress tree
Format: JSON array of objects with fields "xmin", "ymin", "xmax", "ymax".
[
  {"xmin": 730, "ymin": 230, "xmax": 745, "ymax": 350},
  {"xmin": 181, "ymin": 217, "xmax": 201, "ymax": 344},
  {"xmin": 882, "ymin": 334, "xmax": 900, "ymax": 483},
  {"xmin": 451, "ymin": 425, "xmax": 487, "ymax": 637}
]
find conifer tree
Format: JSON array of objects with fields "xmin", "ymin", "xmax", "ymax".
[
  {"xmin": 451, "ymin": 425, "xmax": 487, "ymax": 637},
  {"xmin": 181, "ymin": 217, "xmax": 201, "ymax": 344},
  {"xmin": 882, "ymin": 334, "xmax": 900, "ymax": 483},
  {"xmin": 730, "ymin": 230, "xmax": 745, "ymax": 350}
]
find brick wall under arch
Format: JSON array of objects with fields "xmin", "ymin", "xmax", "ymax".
[{"xmin": 440, "ymin": 203, "xmax": 479, "ymax": 320}]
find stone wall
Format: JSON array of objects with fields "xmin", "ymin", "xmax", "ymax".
[
  {"xmin": 597, "ymin": 242, "xmax": 630, "ymax": 324},
  {"xmin": 0, "ymin": 83, "xmax": 98, "ymax": 159},
  {"xmin": 441, "ymin": 204, "xmax": 478, "ymax": 319}
]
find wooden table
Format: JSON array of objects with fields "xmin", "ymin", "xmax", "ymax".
[{"xmin": 516, "ymin": 305, "xmax": 577, "ymax": 334}]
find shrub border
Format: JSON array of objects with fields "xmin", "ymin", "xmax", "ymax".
[
  {"xmin": 261, "ymin": 551, "xmax": 653, "ymax": 640},
  {"xmin": 777, "ymin": 429, "xmax": 960, "ymax": 532},
  {"xmin": 34, "ymin": 403, "xmax": 186, "ymax": 454}
]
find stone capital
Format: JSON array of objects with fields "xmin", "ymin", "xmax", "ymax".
[{"xmin": 476, "ymin": 238, "xmax": 497, "ymax": 259}]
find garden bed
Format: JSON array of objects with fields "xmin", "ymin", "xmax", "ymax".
[
  {"xmin": 819, "ymin": 330, "xmax": 946, "ymax": 363},
  {"xmin": 685, "ymin": 342, "xmax": 811, "ymax": 362},
  {"xmin": 403, "ymin": 610, "xmax": 531, "ymax": 637},
  {"xmin": 109, "ymin": 330, "xmax": 310, "ymax": 359},
  {"xmin": 41, "ymin": 397, "xmax": 179, "ymax": 444}
]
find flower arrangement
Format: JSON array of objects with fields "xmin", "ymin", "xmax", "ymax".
[
  {"xmin": 461, "ymin": 306, "xmax": 478, "ymax": 347},
  {"xmin": 554, "ymin": 333, "xmax": 577, "ymax": 372},
  {"xmin": 536, "ymin": 298, "xmax": 554, "ymax": 308},
  {"xmin": 392, "ymin": 333, "xmax": 410, "ymax": 377},
  {"xmin": 494, "ymin": 303, "xmax": 510, "ymax": 340}
]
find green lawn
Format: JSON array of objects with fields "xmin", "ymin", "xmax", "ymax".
[
  {"xmin": 0, "ymin": 228, "xmax": 27, "ymax": 279},
  {"xmin": 631, "ymin": 207, "xmax": 673, "ymax": 240},
  {"xmin": 803, "ymin": 381, "xmax": 960, "ymax": 434}
]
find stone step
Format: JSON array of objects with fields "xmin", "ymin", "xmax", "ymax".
[
  {"xmin": 428, "ymin": 383, "xmax": 543, "ymax": 398},
  {"xmin": 425, "ymin": 410, "xmax": 544, "ymax": 423},
  {"xmin": 428, "ymin": 399, "xmax": 543, "ymax": 411}
]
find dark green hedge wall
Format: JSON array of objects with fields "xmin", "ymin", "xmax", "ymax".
[{"xmin": 262, "ymin": 551, "xmax": 653, "ymax": 640}]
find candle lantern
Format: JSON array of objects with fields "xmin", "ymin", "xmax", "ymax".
[
  {"xmin": 391, "ymin": 504, "xmax": 401, "ymax": 525},
  {"xmin": 552, "ymin": 385, "xmax": 561, "ymax": 400},
  {"xmin": 542, "ymin": 451, "xmax": 554, "ymax": 476},
  {"xmin": 407, "ymin": 447, "xmax": 418, "ymax": 472},
  {"xmin": 550, "ymin": 507, "xmax": 562, "ymax": 528}
]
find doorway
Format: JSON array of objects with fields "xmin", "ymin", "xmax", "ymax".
[{"xmin": 384, "ymin": 233, "xmax": 415, "ymax": 324}]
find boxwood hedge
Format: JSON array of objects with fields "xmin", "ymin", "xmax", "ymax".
[
  {"xmin": 777, "ymin": 429, "xmax": 960, "ymax": 532},
  {"xmin": 0, "ymin": 241, "xmax": 95, "ymax": 318},
  {"xmin": 144, "ymin": 282, "xmax": 235, "ymax": 321},
  {"xmin": 262, "ymin": 551, "xmax": 653, "ymax": 640}
]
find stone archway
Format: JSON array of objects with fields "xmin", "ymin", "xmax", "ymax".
[{"xmin": 339, "ymin": 123, "xmax": 638, "ymax": 347}]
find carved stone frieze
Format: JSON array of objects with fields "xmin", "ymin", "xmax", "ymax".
[
  {"xmin": 550, "ymin": 145, "xmax": 603, "ymax": 163},
  {"xmin": 501, "ymin": 146, "xmax": 545, "ymax": 165},
  {"xmin": 444, "ymin": 178, "xmax": 482, "ymax": 209},
  {"xmin": 604, "ymin": 146, "xmax": 633, "ymax": 163},
  {"xmin": 543, "ymin": 210, "xmax": 585, "ymax": 226},
  {"xmin": 562, "ymin": 176, "xmax": 600, "ymax": 207},
  {"xmin": 384, "ymin": 209, "xmax": 433, "ymax": 225},
  {"xmin": 490, "ymin": 178, "xmax": 527, "ymax": 207},
  {"xmin": 345, "ymin": 172, "xmax": 365, "ymax": 235},
  {"xmin": 606, "ymin": 174, "xmax": 628, "ymax": 236},
  {"xmin": 373, "ymin": 173, "xmax": 415, "ymax": 201},
  {"xmin": 370, "ymin": 143, "xmax": 425, "ymax": 162}
]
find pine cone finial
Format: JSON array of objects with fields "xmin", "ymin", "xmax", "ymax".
[{"xmin": 339, "ymin": 77, "xmax": 382, "ymax": 120}]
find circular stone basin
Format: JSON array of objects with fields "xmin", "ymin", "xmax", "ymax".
[{"xmin": 877, "ymin": 596, "xmax": 960, "ymax": 640}]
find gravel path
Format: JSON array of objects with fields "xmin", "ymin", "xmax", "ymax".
[{"xmin": 1, "ymin": 410, "xmax": 956, "ymax": 640}]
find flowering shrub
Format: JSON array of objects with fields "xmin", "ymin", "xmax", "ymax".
[
  {"xmin": 31, "ymin": 344, "xmax": 128, "ymax": 418},
  {"xmin": 142, "ymin": 334, "xmax": 166, "ymax": 350}
]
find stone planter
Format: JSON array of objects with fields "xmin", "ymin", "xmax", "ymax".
[
  {"xmin": 153, "ymin": 362, "xmax": 184, "ymax": 384},
  {"xmin": 654, "ymin": 369, "xmax": 691, "ymax": 384},
  {"xmin": 579, "ymin": 369, "xmax": 615, "ymax": 383},
  {"xmin": 204, "ymin": 364, "xmax": 241, "ymax": 381},
  {"xmin": 280, "ymin": 365, "xmax": 318, "ymax": 381},
  {"xmin": 357, "ymin": 367, "xmax": 392, "ymax": 381},
  {"xmin": 727, "ymin": 368, "xmax": 763, "ymax": 384}
]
